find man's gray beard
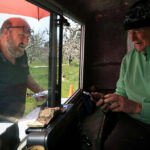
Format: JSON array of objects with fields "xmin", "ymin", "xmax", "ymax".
[{"xmin": 5, "ymin": 42, "xmax": 24, "ymax": 58}]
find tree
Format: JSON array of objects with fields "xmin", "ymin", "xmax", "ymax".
[
  {"xmin": 25, "ymin": 30, "xmax": 49, "ymax": 64},
  {"xmin": 63, "ymin": 22, "xmax": 81, "ymax": 65}
]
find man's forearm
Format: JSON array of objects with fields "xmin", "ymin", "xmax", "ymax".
[{"xmin": 27, "ymin": 74, "xmax": 43, "ymax": 93}]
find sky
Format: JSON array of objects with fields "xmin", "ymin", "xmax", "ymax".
[{"xmin": 0, "ymin": 13, "xmax": 50, "ymax": 34}]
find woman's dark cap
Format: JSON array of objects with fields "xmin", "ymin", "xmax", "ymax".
[{"xmin": 123, "ymin": 0, "xmax": 150, "ymax": 30}]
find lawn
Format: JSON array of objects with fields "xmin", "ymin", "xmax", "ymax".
[{"xmin": 24, "ymin": 59, "xmax": 79, "ymax": 115}]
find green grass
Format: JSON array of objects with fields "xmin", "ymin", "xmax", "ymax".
[
  {"xmin": 61, "ymin": 60, "xmax": 79, "ymax": 97},
  {"xmin": 29, "ymin": 67, "xmax": 48, "ymax": 89},
  {"xmin": 24, "ymin": 59, "xmax": 79, "ymax": 115}
]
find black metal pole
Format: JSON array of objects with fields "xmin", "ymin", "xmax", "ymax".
[{"xmin": 48, "ymin": 12, "xmax": 58, "ymax": 107}]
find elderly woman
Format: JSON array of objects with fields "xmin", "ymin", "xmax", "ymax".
[{"xmin": 92, "ymin": 0, "xmax": 150, "ymax": 150}]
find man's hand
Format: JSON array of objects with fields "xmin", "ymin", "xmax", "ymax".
[
  {"xmin": 104, "ymin": 94, "xmax": 142, "ymax": 114},
  {"xmin": 27, "ymin": 75, "xmax": 47, "ymax": 102},
  {"xmin": 34, "ymin": 91, "xmax": 48, "ymax": 102},
  {"xmin": 35, "ymin": 96, "xmax": 47, "ymax": 102}
]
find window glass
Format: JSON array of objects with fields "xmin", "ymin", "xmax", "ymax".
[
  {"xmin": 0, "ymin": 3, "xmax": 50, "ymax": 144},
  {"xmin": 61, "ymin": 17, "xmax": 81, "ymax": 104},
  {"xmin": 0, "ymin": 1, "xmax": 82, "ymax": 147}
]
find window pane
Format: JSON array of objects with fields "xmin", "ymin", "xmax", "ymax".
[
  {"xmin": 61, "ymin": 17, "xmax": 81, "ymax": 104},
  {"xmin": 0, "ymin": 1, "xmax": 50, "ymax": 146}
]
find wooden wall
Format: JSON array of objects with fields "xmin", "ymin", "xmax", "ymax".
[{"xmin": 84, "ymin": 6, "xmax": 128, "ymax": 92}]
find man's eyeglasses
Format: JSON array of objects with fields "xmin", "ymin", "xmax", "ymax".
[{"xmin": 7, "ymin": 26, "xmax": 33, "ymax": 34}]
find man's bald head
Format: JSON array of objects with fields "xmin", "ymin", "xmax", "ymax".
[{"xmin": 0, "ymin": 17, "xmax": 31, "ymax": 34}]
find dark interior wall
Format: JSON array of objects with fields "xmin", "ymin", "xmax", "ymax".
[{"xmin": 84, "ymin": 6, "xmax": 128, "ymax": 91}]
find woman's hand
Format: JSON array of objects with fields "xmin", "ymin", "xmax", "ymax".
[
  {"xmin": 104, "ymin": 94, "xmax": 142, "ymax": 114},
  {"xmin": 91, "ymin": 92, "xmax": 110, "ymax": 112}
]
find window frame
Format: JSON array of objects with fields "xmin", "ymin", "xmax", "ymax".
[{"xmin": 27, "ymin": 0, "xmax": 85, "ymax": 106}]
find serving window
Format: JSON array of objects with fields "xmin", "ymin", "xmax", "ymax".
[{"xmin": 0, "ymin": 0, "xmax": 85, "ymax": 148}]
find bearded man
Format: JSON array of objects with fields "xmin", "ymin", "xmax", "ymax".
[{"xmin": 0, "ymin": 18, "xmax": 44, "ymax": 118}]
